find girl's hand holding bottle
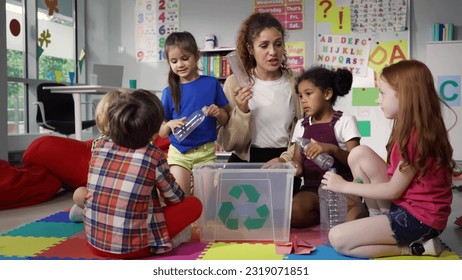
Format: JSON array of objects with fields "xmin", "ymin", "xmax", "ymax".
[
  {"xmin": 204, "ymin": 104, "xmax": 219, "ymax": 118},
  {"xmin": 321, "ymin": 170, "xmax": 347, "ymax": 193},
  {"xmin": 303, "ymin": 138, "xmax": 329, "ymax": 160},
  {"xmin": 167, "ymin": 117, "xmax": 187, "ymax": 131}
]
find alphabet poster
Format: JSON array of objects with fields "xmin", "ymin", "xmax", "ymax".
[{"xmin": 314, "ymin": 0, "xmax": 411, "ymax": 158}]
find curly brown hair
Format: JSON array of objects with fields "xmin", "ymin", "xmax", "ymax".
[{"xmin": 236, "ymin": 12, "xmax": 290, "ymax": 83}]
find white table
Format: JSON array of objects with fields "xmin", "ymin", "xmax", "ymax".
[{"xmin": 42, "ymin": 85, "xmax": 121, "ymax": 140}]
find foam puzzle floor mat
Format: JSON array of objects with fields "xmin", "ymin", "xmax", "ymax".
[{"xmin": 0, "ymin": 209, "xmax": 459, "ymax": 260}]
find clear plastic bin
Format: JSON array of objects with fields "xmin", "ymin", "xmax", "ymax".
[{"xmin": 193, "ymin": 162, "xmax": 295, "ymax": 242}]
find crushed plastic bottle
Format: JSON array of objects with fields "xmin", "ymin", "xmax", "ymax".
[{"xmin": 295, "ymin": 137, "xmax": 334, "ymax": 170}]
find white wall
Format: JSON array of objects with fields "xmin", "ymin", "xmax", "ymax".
[
  {"xmin": 2, "ymin": 0, "xmax": 462, "ymax": 159},
  {"xmin": 87, "ymin": 0, "xmax": 462, "ymax": 91}
]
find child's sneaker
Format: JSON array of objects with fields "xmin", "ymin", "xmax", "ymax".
[
  {"xmin": 171, "ymin": 225, "xmax": 192, "ymax": 248},
  {"xmin": 68, "ymin": 204, "xmax": 83, "ymax": 222},
  {"xmin": 410, "ymin": 237, "xmax": 443, "ymax": 256}
]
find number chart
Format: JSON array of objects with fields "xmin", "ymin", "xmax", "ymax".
[{"xmin": 135, "ymin": 0, "xmax": 180, "ymax": 62}]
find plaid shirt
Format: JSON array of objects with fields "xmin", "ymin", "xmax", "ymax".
[{"xmin": 84, "ymin": 136, "xmax": 184, "ymax": 255}]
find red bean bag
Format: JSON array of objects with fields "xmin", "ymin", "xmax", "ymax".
[
  {"xmin": 22, "ymin": 135, "xmax": 169, "ymax": 190},
  {"xmin": 0, "ymin": 160, "xmax": 62, "ymax": 210},
  {"xmin": 22, "ymin": 136, "xmax": 92, "ymax": 190}
]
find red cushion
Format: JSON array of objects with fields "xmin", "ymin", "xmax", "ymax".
[
  {"xmin": 22, "ymin": 136, "xmax": 92, "ymax": 189},
  {"xmin": 0, "ymin": 160, "xmax": 62, "ymax": 210}
]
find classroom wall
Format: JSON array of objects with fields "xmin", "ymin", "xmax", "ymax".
[
  {"xmin": 2, "ymin": 0, "xmax": 461, "ymax": 159},
  {"xmin": 87, "ymin": 0, "xmax": 462, "ymax": 92}
]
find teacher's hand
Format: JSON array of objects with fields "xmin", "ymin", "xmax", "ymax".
[{"xmin": 233, "ymin": 86, "xmax": 252, "ymax": 113}]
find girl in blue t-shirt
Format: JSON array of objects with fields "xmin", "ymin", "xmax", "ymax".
[{"xmin": 159, "ymin": 31, "xmax": 229, "ymax": 196}]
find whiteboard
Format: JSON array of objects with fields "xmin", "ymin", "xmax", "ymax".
[{"xmin": 426, "ymin": 41, "xmax": 462, "ymax": 160}]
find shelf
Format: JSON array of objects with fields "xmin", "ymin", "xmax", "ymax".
[
  {"xmin": 199, "ymin": 47, "xmax": 236, "ymax": 83},
  {"xmin": 200, "ymin": 47, "xmax": 236, "ymax": 53}
]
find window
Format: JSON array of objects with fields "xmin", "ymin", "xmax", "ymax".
[
  {"xmin": 6, "ymin": 0, "xmax": 25, "ymax": 134},
  {"xmin": 37, "ymin": 0, "xmax": 75, "ymax": 83},
  {"xmin": 5, "ymin": 0, "xmax": 80, "ymax": 135}
]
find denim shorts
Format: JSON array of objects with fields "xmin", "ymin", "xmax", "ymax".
[{"xmin": 386, "ymin": 203, "xmax": 442, "ymax": 246}]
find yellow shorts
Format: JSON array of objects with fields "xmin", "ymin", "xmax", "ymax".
[{"xmin": 167, "ymin": 142, "xmax": 216, "ymax": 171}]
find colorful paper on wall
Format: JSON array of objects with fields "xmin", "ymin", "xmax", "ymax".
[
  {"xmin": 315, "ymin": 0, "xmax": 351, "ymax": 34},
  {"xmin": 438, "ymin": 75, "xmax": 461, "ymax": 106},
  {"xmin": 352, "ymin": 87, "xmax": 378, "ymax": 106},
  {"xmin": 357, "ymin": 120, "xmax": 371, "ymax": 137},
  {"xmin": 368, "ymin": 39, "xmax": 408, "ymax": 76},
  {"xmin": 315, "ymin": 34, "xmax": 372, "ymax": 77},
  {"xmin": 350, "ymin": 0, "xmax": 407, "ymax": 33},
  {"xmin": 315, "ymin": 0, "xmax": 335, "ymax": 22},
  {"xmin": 331, "ymin": 6, "xmax": 351, "ymax": 34},
  {"xmin": 254, "ymin": 0, "xmax": 304, "ymax": 31},
  {"xmin": 135, "ymin": 0, "xmax": 180, "ymax": 62},
  {"xmin": 285, "ymin": 41, "xmax": 305, "ymax": 73}
]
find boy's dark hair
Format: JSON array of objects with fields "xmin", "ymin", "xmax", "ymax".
[
  {"xmin": 108, "ymin": 89, "xmax": 165, "ymax": 149},
  {"xmin": 295, "ymin": 67, "xmax": 353, "ymax": 105}
]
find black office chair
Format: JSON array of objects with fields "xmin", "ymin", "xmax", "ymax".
[{"xmin": 33, "ymin": 82, "xmax": 96, "ymax": 136}]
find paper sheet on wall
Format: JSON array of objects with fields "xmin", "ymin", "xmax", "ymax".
[
  {"xmin": 285, "ymin": 41, "xmax": 305, "ymax": 73},
  {"xmin": 135, "ymin": 0, "xmax": 180, "ymax": 63},
  {"xmin": 315, "ymin": 34, "xmax": 372, "ymax": 77},
  {"xmin": 254, "ymin": 0, "xmax": 304, "ymax": 31},
  {"xmin": 350, "ymin": 0, "xmax": 407, "ymax": 33}
]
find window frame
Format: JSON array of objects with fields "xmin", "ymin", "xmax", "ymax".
[{"xmin": 4, "ymin": 0, "xmax": 86, "ymax": 152}]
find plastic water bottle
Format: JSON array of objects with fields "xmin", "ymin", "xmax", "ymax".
[
  {"xmin": 172, "ymin": 106, "xmax": 207, "ymax": 142},
  {"xmin": 318, "ymin": 168, "xmax": 347, "ymax": 245},
  {"xmin": 226, "ymin": 51, "xmax": 251, "ymax": 88},
  {"xmin": 295, "ymin": 137, "xmax": 334, "ymax": 170}
]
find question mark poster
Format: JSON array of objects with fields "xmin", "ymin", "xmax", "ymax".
[{"xmin": 316, "ymin": 0, "xmax": 351, "ymax": 34}]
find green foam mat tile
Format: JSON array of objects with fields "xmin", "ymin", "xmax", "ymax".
[
  {"xmin": 0, "ymin": 236, "xmax": 65, "ymax": 258},
  {"xmin": 198, "ymin": 242, "xmax": 284, "ymax": 260}
]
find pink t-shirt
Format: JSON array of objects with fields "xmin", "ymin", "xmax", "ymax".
[{"xmin": 387, "ymin": 131, "xmax": 452, "ymax": 230}]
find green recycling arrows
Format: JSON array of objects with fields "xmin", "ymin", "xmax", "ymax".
[{"xmin": 218, "ymin": 184, "xmax": 269, "ymax": 230}]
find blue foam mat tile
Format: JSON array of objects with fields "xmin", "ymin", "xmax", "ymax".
[
  {"xmin": 3, "ymin": 222, "xmax": 84, "ymax": 238},
  {"xmin": 284, "ymin": 245, "xmax": 367, "ymax": 260},
  {"xmin": 0, "ymin": 255, "xmax": 29, "ymax": 260},
  {"xmin": 37, "ymin": 211, "xmax": 72, "ymax": 223}
]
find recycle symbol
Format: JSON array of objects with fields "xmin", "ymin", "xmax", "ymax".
[{"xmin": 218, "ymin": 184, "xmax": 270, "ymax": 230}]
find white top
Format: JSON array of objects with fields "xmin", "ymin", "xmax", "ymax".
[
  {"xmin": 249, "ymin": 74, "xmax": 294, "ymax": 148},
  {"xmin": 291, "ymin": 113, "xmax": 361, "ymax": 150}
]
